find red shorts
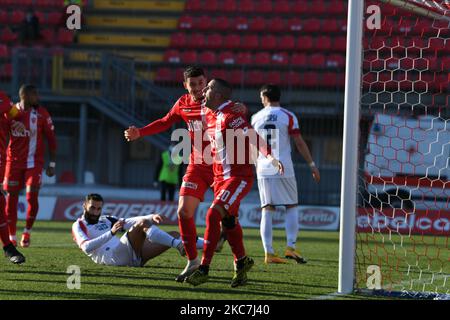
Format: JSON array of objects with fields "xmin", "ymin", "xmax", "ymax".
[
  {"xmin": 179, "ymin": 165, "xmax": 214, "ymax": 202},
  {"xmin": 212, "ymin": 177, "xmax": 253, "ymax": 216},
  {"xmin": 3, "ymin": 166, "xmax": 43, "ymax": 192}
]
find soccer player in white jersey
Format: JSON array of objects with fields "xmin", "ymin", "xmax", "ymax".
[
  {"xmin": 251, "ymin": 84, "xmax": 320, "ymax": 264},
  {"xmin": 72, "ymin": 194, "xmax": 204, "ymax": 267}
]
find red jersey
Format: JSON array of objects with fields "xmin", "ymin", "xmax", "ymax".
[
  {"xmin": 204, "ymin": 101, "xmax": 267, "ymax": 181},
  {"xmin": 0, "ymin": 91, "xmax": 13, "ymax": 174},
  {"xmin": 138, "ymin": 94, "xmax": 211, "ymax": 169},
  {"xmin": 6, "ymin": 104, "xmax": 57, "ymax": 169}
]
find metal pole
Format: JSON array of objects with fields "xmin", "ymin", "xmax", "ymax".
[
  {"xmin": 77, "ymin": 103, "xmax": 88, "ymax": 184},
  {"xmin": 338, "ymin": 0, "xmax": 364, "ymax": 294}
]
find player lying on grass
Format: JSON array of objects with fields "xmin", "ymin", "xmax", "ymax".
[{"xmin": 72, "ymin": 194, "xmax": 204, "ymax": 267}]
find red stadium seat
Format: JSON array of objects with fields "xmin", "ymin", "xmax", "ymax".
[
  {"xmin": 195, "ymin": 15, "xmax": 212, "ymax": 30},
  {"xmin": 0, "ymin": 44, "xmax": 9, "ymax": 59},
  {"xmin": 328, "ymin": 0, "xmax": 347, "ymax": 14},
  {"xmin": 0, "ymin": 11, "xmax": 8, "ymax": 24},
  {"xmin": 220, "ymin": 0, "xmax": 237, "ymax": 13},
  {"xmin": 223, "ymin": 34, "xmax": 241, "ymax": 49},
  {"xmin": 34, "ymin": 11, "xmax": 45, "ymax": 25},
  {"xmin": 202, "ymin": 0, "xmax": 220, "ymax": 12},
  {"xmin": 271, "ymin": 52, "xmax": 289, "ymax": 65},
  {"xmin": 218, "ymin": 51, "xmax": 235, "ymax": 65},
  {"xmin": 17, "ymin": 0, "xmax": 33, "ymax": 6},
  {"xmin": 316, "ymin": 36, "xmax": 332, "ymax": 51},
  {"xmin": 267, "ymin": 17, "xmax": 285, "ymax": 33},
  {"xmin": 303, "ymin": 18, "xmax": 322, "ymax": 33},
  {"xmin": 334, "ymin": 36, "xmax": 347, "ymax": 51},
  {"xmin": 265, "ymin": 71, "xmax": 282, "ymax": 85},
  {"xmin": 249, "ymin": 16, "xmax": 266, "ymax": 32},
  {"xmin": 234, "ymin": 16, "xmax": 249, "ymax": 31},
  {"xmin": 254, "ymin": 52, "xmax": 271, "ymax": 65},
  {"xmin": 56, "ymin": 29, "xmax": 73, "ymax": 45},
  {"xmin": 164, "ymin": 49, "xmax": 181, "ymax": 63},
  {"xmin": 175, "ymin": 68, "xmax": 185, "ymax": 82},
  {"xmin": 290, "ymin": 53, "xmax": 307, "ymax": 66},
  {"xmin": 255, "ymin": 0, "xmax": 272, "ymax": 13},
  {"xmin": 0, "ymin": 27, "xmax": 17, "ymax": 43},
  {"xmin": 246, "ymin": 70, "xmax": 264, "ymax": 86},
  {"xmin": 209, "ymin": 68, "xmax": 227, "ymax": 79},
  {"xmin": 229, "ymin": 69, "xmax": 244, "ymax": 86},
  {"xmin": 185, "ymin": 0, "xmax": 202, "ymax": 11},
  {"xmin": 279, "ymin": 35, "xmax": 296, "ymax": 50},
  {"xmin": 308, "ymin": 1, "xmax": 328, "ymax": 15},
  {"xmin": 302, "ymin": 72, "xmax": 320, "ymax": 88},
  {"xmin": 170, "ymin": 32, "xmax": 187, "ymax": 48},
  {"xmin": 288, "ymin": 17, "xmax": 303, "ymax": 32},
  {"xmin": 326, "ymin": 54, "xmax": 346, "ymax": 68},
  {"xmin": 178, "ymin": 15, "xmax": 194, "ymax": 29},
  {"xmin": 181, "ymin": 50, "xmax": 198, "ymax": 64},
  {"xmin": 40, "ymin": 29, "xmax": 55, "ymax": 45},
  {"xmin": 47, "ymin": 12, "xmax": 63, "ymax": 25},
  {"xmin": 309, "ymin": 53, "xmax": 326, "ymax": 68},
  {"xmin": 189, "ymin": 33, "xmax": 206, "ymax": 48},
  {"xmin": 199, "ymin": 51, "xmax": 217, "ymax": 64},
  {"xmin": 292, "ymin": 0, "xmax": 309, "ymax": 14},
  {"xmin": 240, "ymin": 34, "xmax": 259, "ymax": 50},
  {"xmin": 297, "ymin": 35, "xmax": 313, "ymax": 51},
  {"xmin": 274, "ymin": 0, "xmax": 291, "ymax": 14},
  {"xmin": 260, "ymin": 35, "xmax": 277, "ymax": 50},
  {"xmin": 9, "ymin": 10, "xmax": 25, "ymax": 24},
  {"xmin": 206, "ymin": 33, "xmax": 223, "ymax": 49},
  {"xmin": 322, "ymin": 20, "xmax": 340, "ymax": 33},
  {"xmin": 283, "ymin": 71, "xmax": 302, "ymax": 87},
  {"xmin": 322, "ymin": 72, "xmax": 339, "ymax": 88},
  {"xmin": 239, "ymin": 0, "xmax": 254, "ymax": 13},
  {"xmin": 235, "ymin": 52, "xmax": 252, "ymax": 65},
  {"xmin": 215, "ymin": 16, "xmax": 231, "ymax": 31}
]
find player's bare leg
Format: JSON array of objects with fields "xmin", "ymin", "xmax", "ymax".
[
  {"xmin": 20, "ymin": 185, "xmax": 40, "ymax": 248},
  {"xmin": 284, "ymin": 204, "xmax": 307, "ymax": 264},
  {"xmin": 140, "ymin": 231, "xmax": 180, "ymax": 265},
  {"xmin": 126, "ymin": 219, "xmax": 149, "ymax": 256},
  {"xmin": 176, "ymin": 195, "xmax": 201, "ymax": 282}
]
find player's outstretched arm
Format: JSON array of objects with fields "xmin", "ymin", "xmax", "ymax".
[{"xmin": 292, "ymin": 134, "xmax": 320, "ymax": 183}]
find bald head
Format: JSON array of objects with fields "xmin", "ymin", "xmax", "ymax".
[{"xmin": 203, "ymin": 78, "xmax": 233, "ymax": 109}]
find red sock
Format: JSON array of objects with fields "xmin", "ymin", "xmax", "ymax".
[
  {"xmin": 178, "ymin": 216, "xmax": 197, "ymax": 260},
  {"xmin": 0, "ymin": 194, "xmax": 11, "ymax": 246},
  {"xmin": 201, "ymin": 208, "xmax": 222, "ymax": 266},
  {"xmin": 25, "ymin": 192, "xmax": 39, "ymax": 231},
  {"xmin": 6, "ymin": 193, "xmax": 18, "ymax": 236},
  {"xmin": 224, "ymin": 222, "xmax": 246, "ymax": 262}
]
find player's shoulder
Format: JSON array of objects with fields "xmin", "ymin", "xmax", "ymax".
[
  {"xmin": 36, "ymin": 106, "xmax": 51, "ymax": 116},
  {"xmin": 251, "ymin": 108, "xmax": 268, "ymax": 121},
  {"xmin": 278, "ymin": 107, "xmax": 297, "ymax": 118}
]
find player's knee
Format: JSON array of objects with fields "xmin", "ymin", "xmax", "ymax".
[
  {"xmin": 222, "ymin": 215, "xmax": 236, "ymax": 229},
  {"xmin": 177, "ymin": 206, "xmax": 194, "ymax": 219}
]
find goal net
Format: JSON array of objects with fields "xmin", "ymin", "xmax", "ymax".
[{"xmin": 344, "ymin": 0, "xmax": 449, "ymax": 299}]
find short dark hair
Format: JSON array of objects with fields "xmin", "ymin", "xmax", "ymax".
[
  {"xmin": 260, "ymin": 84, "xmax": 281, "ymax": 102},
  {"xmin": 85, "ymin": 193, "xmax": 104, "ymax": 203},
  {"xmin": 183, "ymin": 66, "xmax": 205, "ymax": 81},
  {"xmin": 19, "ymin": 84, "xmax": 37, "ymax": 97},
  {"xmin": 212, "ymin": 78, "xmax": 232, "ymax": 100}
]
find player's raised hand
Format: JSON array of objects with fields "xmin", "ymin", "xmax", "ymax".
[
  {"xmin": 124, "ymin": 126, "xmax": 140, "ymax": 141},
  {"xmin": 151, "ymin": 214, "xmax": 164, "ymax": 225},
  {"xmin": 111, "ymin": 220, "xmax": 125, "ymax": 235}
]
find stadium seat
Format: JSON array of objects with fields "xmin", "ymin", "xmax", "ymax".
[
  {"xmin": 260, "ymin": 35, "xmax": 277, "ymax": 50},
  {"xmin": 17, "ymin": 0, "xmax": 33, "ymax": 6},
  {"xmin": 255, "ymin": 0, "xmax": 272, "ymax": 13},
  {"xmin": 215, "ymin": 16, "xmax": 231, "ymax": 31},
  {"xmin": 220, "ymin": 0, "xmax": 237, "ymax": 13},
  {"xmin": 0, "ymin": 27, "xmax": 17, "ymax": 43},
  {"xmin": 303, "ymin": 18, "xmax": 322, "ymax": 33},
  {"xmin": 56, "ymin": 29, "xmax": 73, "ymax": 45},
  {"xmin": 288, "ymin": 17, "xmax": 302, "ymax": 32},
  {"xmin": 326, "ymin": 54, "xmax": 345, "ymax": 68},
  {"xmin": 223, "ymin": 34, "xmax": 241, "ymax": 49},
  {"xmin": 322, "ymin": 19, "xmax": 340, "ymax": 33},
  {"xmin": 206, "ymin": 33, "xmax": 223, "ymax": 49},
  {"xmin": 291, "ymin": 0, "xmax": 309, "ymax": 14},
  {"xmin": 308, "ymin": 1, "xmax": 328, "ymax": 15},
  {"xmin": 170, "ymin": 32, "xmax": 187, "ymax": 48},
  {"xmin": 265, "ymin": 71, "xmax": 282, "ymax": 85},
  {"xmin": 199, "ymin": 51, "xmax": 217, "ymax": 64},
  {"xmin": 309, "ymin": 53, "xmax": 326, "ymax": 68},
  {"xmin": 267, "ymin": 17, "xmax": 285, "ymax": 33},
  {"xmin": 185, "ymin": 0, "xmax": 202, "ymax": 11},
  {"xmin": 235, "ymin": 51, "xmax": 252, "ymax": 65},
  {"xmin": 240, "ymin": 34, "xmax": 259, "ymax": 50},
  {"xmin": 47, "ymin": 12, "xmax": 63, "ymax": 25},
  {"xmin": 228, "ymin": 69, "xmax": 244, "ymax": 86},
  {"xmin": 209, "ymin": 68, "xmax": 227, "ymax": 79},
  {"xmin": 9, "ymin": 10, "xmax": 25, "ymax": 24},
  {"xmin": 202, "ymin": 0, "xmax": 220, "ymax": 12},
  {"xmin": 178, "ymin": 15, "xmax": 194, "ymax": 29},
  {"xmin": 322, "ymin": 72, "xmax": 339, "ymax": 88},
  {"xmin": 249, "ymin": 16, "xmax": 266, "ymax": 32},
  {"xmin": 164, "ymin": 49, "xmax": 181, "ymax": 63},
  {"xmin": 174, "ymin": 68, "xmax": 185, "ymax": 83},
  {"xmin": 271, "ymin": 52, "xmax": 289, "ymax": 65},
  {"xmin": 59, "ymin": 171, "xmax": 76, "ymax": 184},
  {"xmin": 290, "ymin": 53, "xmax": 307, "ymax": 66},
  {"xmin": 34, "ymin": 11, "xmax": 45, "ymax": 25},
  {"xmin": 328, "ymin": 0, "xmax": 347, "ymax": 14},
  {"xmin": 246, "ymin": 70, "xmax": 265, "ymax": 86},
  {"xmin": 234, "ymin": 16, "xmax": 249, "ymax": 31},
  {"xmin": 283, "ymin": 71, "xmax": 302, "ymax": 87},
  {"xmin": 316, "ymin": 36, "xmax": 332, "ymax": 51},
  {"xmin": 239, "ymin": 0, "xmax": 254, "ymax": 13},
  {"xmin": 279, "ymin": 35, "xmax": 296, "ymax": 50},
  {"xmin": 84, "ymin": 171, "xmax": 95, "ymax": 185},
  {"xmin": 297, "ymin": 35, "xmax": 313, "ymax": 51},
  {"xmin": 189, "ymin": 33, "xmax": 206, "ymax": 48},
  {"xmin": 40, "ymin": 29, "xmax": 55, "ymax": 45},
  {"xmin": 181, "ymin": 50, "xmax": 198, "ymax": 64},
  {"xmin": 254, "ymin": 52, "xmax": 271, "ymax": 65},
  {"xmin": 0, "ymin": 11, "xmax": 7, "ymax": 24},
  {"xmin": 273, "ymin": 0, "xmax": 291, "ymax": 14},
  {"xmin": 302, "ymin": 72, "xmax": 320, "ymax": 88},
  {"xmin": 0, "ymin": 44, "xmax": 9, "ymax": 59},
  {"xmin": 218, "ymin": 51, "xmax": 235, "ymax": 64},
  {"xmin": 334, "ymin": 36, "xmax": 347, "ymax": 51},
  {"xmin": 195, "ymin": 15, "xmax": 212, "ymax": 30}
]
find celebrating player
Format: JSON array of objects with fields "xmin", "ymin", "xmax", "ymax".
[
  {"xmin": 3, "ymin": 84, "xmax": 57, "ymax": 248},
  {"xmin": 251, "ymin": 84, "xmax": 320, "ymax": 264},
  {"xmin": 72, "ymin": 193, "xmax": 204, "ymax": 267},
  {"xmin": 0, "ymin": 91, "xmax": 25, "ymax": 263},
  {"xmin": 124, "ymin": 66, "xmax": 244, "ymax": 281},
  {"xmin": 185, "ymin": 79, "xmax": 284, "ymax": 287}
]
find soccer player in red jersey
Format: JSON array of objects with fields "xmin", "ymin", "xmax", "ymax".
[
  {"xmin": 185, "ymin": 79, "xmax": 284, "ymax": 287},
  {"xmin": 125, "ymin": 66, "xmax": 246, "ymax": 282},
  {"xmin": 0, "ymin": 91, "xmax": 26, "ymax": 263},
  {"xmin": 3, "ymin": 85, "xmax": 57, "ymax": 248}
]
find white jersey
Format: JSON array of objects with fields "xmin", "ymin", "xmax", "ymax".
[
  {"xmin": 72, "ymin": 214, "xmax": 154, "ymax": 265},
  {"xmin": 251, "ymin": 106, "xmax": 300, "ymax": 178}
]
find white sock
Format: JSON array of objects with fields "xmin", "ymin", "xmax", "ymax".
[
  {"xmin": 260, "ymin": 207, "xmax": 274, "ymax": 254},
  {"xmin": 285, "ymin": 206, "xmax": 299, "ymax": 249},
  {"xmin": 196, "ymin": 237, "xmax": 204, "ymax": 249},
  {"xmin": 23, "ymin": 228, "xmax": 31, "ymax": 234},
  {"xmin": 146, "ymin": 226, "xmax": 179, "ymax": 248},
  {"xmin": 9, "ymin": 235, "xmax": 16, "ymax": 241}
]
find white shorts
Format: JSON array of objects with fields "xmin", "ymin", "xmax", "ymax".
[
  {"xmin": 108, "ymin": 233, "xmax": 143, "ymax": 267},
  {"xmin": 257, "ymin": 177, "xmax": 298, "ymax": 208}
]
